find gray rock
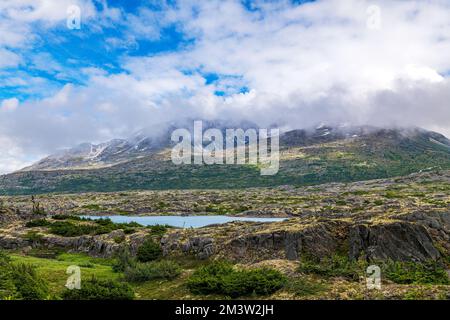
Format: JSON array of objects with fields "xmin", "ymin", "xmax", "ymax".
[{"xmin": 349, "ymin": 222, "xmax": 441, "ymax": 262}]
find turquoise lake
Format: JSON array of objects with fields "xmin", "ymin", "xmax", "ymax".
[{"xmin": 82, "ymin": 215, "xmax": 286, "ymax": 228}]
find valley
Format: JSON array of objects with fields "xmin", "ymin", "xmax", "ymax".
[{"xmin": 0, "ymin": 169, "xmax": 449, "ymax": 300}]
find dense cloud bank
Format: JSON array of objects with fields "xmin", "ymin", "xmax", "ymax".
[{"xmin": 1, "ymin": 0, "xmax": 450, "ymax": 172}]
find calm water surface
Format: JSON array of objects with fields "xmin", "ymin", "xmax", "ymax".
[{"xmin": 82, "ymin": 215, "xmax": 286, "ymax": 228}]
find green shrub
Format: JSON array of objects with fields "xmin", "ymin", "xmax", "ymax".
[
  {"xmin": 112, "ymin": 247, "xmax": 136, "ymax": 273},
  {"xmin": 52, "ymin": 215, "xmax": 82, "ymax": 221},
  {"xmin": 225, "ymin": 268, "xmax": 287, "ymax": 297},
  {"xmin": 136, "ymin": 238, "xmax": 162, "ymax": 262},
  {"xmin": 187, "ymin": 260, "xmax": 233, "ymax": 295},
  {"xmin": 384, "ymin": 260, "xmax": 449, "ymax": 285},
  {"xmin": 124, "ymin": 260, "xmax": 182, "ymax": 283},
  {"xmin": 46, "ymin": 218, "xmax": 141, "ymax": 237},
  {"xmin": 82, "ymin": 204, "xmax": 103, "ymax": 211},
  {"xmin": 49, "ymin": 221, "xmax": 99, "ymax": 237},
  {"xmin": 22, "ymin": 231, "xmax": 44, "ymax": 243},
  {"xmin": 61, "ymin": 277, "xmax": 134, "ymax": 300},
  {"xmin": 9, "ymin": 262, "xmax": 50, "ymax": 300},
  {"xmin": 25, "ymin": 219, "xmax": 51, "ymax": 228},
  {"xmin": 0, "ymin": 252, "xmax": 16, "ymax": 299},
  {"xmin": 373, "ymin": 200, "xmax": 384, "ymax": 206},
  {"xmin": 187, "ymin": 261, "xmax": 287, "ymax": 298},
  {"xmin": 285, "ymin": 277, "xmax": 326, "ymax": 297},
  {"xmin": 384, "ymin": 191, "xmax": 403, "ymax": 199},
  {"xmin": 402, "ymin": 288, "xmax": 427, "ymax": 300},
  {"xmin": 113, "ymin": 234, "xmax": 126, "ymax": 244},
  {"xmin": 92, "ymin": 218, "xmax": 140, "ymax": 234},
  {"xmin": 298, "ymin": 255, "xmax": 365, "ymax": 280},
  {"xmin": 147, "ymin": 224, "xmax": 170, "ymax": 236}
]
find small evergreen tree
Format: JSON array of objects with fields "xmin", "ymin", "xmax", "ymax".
[{"xmin": 136, "ymin": 238, "xmax": 162, "ymax": 262}]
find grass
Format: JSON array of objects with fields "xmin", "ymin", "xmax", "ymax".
[
  {"xmin": 4, "ymin": 251, "xmax": 212, "ymax": 300},
  {"xmin": 285, "ymin": 276, "xmax": 327, "ymax": 297},
  {"xmin": 133, "ymin": 273, "xmax": 193, "ymax": 300},
  {"xmin": 2, "ymin": 250, "xmax": 449, "ymax": 300},
  {"xmin": 9, "ymin": 252, "xmax": 118, "ymax": 295}
]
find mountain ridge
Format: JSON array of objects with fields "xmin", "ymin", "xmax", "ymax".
[{"xmin": 2, "ymin": 125, "xmax": 450, "ymax": 195}]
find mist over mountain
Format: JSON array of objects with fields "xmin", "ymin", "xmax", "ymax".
[
  {"xmin": 1, "ymin": 123, "xmax": 449, "ymax": 195},
  {"xmin": 2, "ymin": 1, "xmax": 450, "ymax": 174}
]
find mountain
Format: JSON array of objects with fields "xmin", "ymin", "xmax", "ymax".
[
  {"xmin": 19, "ymin": 120, "xmax": 259, "ymax": 172},
  {"xmin": 1, "ymin": 125, "xmax": 450, "ymax": 195},
  {"xmin": 20, "ymin": 132, "xmax": 171, "ymax": 172}
]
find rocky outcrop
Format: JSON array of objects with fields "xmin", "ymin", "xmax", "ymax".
[
  {"xmin": 348, "ymin": 222, "xmax": 441, "ymax": 262},
  {"xmin": 161, "ymin": 233, "xmax": 215, "ymax": 260},
  {"xmin": 0, "ymin": 233, "xmax": 29, "ymax": 249},
  {"xmin": 227, "ymin": 220, "xmax": 347, "ymax": 262},
  {"xmin": 160, "ymin": 217, "xmax": 448, "ymax": 263},
  {"xmin": 0, "ymin": 228, "xmax": 149, "ymax": 258},
  {"xmin": 0, "ymin": 207, "xmax": 20, "ymax": 226}
]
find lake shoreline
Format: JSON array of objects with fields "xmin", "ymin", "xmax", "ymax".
[
  {"xmin": 71, "ymin": 212, "xmax": 292, "ymax": 219},
  {"xmin": 81, "ymin": 215, "xmax": 288, "ymax": 228}
]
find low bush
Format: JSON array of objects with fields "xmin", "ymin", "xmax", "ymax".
[
  {"xmin": 298, "ymin": 255, "xmax": 365, "ymax": 280},
  {"xmin": 22, "ymin": 231, "xmax": 44, "ymax": 243},
  {"xmin": 285, "ymin": 277, "xmax": 326, "ymax": 297},
  {"xmin": 52, "ymin": 215, "xmax": 82, "ymax": 221},
  {"xmin": 61, "ymin": 277, "xmax": 134, "ymax": 300},
  {"xmin": 298, "ymin": 254, "xmax": 449, "ymax": 285},
  {"xmin": 26, "ymin": 217, "xmax": 142, "ymax": 237},
  {"xmin": 0, "ymin": 252, "xmax": 50, "ymax": 300},
  {"xmin": 9, "ymin": 263, "xmax": 50, "ymax": 300},
  {"xmin": 136, "ymin": 238, "xmax": 162, "ymax": 262},
  {"xmin": 112, "ymin": 247, "xmax": 136, "ymax": 273},
  {"xmin": 0, "ymin": 252, "xmax": 16, "ymax": 299},
  {"xmin": 124, "ymin": 260, "xmax": 182, "ymax": 283},
  {"xmin": 147, "ymin": 224, "xmax": 170, "ymax": 236},
  {"xmin": 25, "ymin": 219, "xmax": 51, "ymax": 228},
  {"xmin": 49, "ymin": 221, "xmax": 99, "ymax": 237},
  {"xmin": 113, "ymin": 234, "xmax": 126, "ymax": 244},
  {"xmin": 187, "ymin": 261, "xmax": 287, "ymax": 298},
  {"xmin": 47, "ymin": 219, "xmax": 140, "ymax": 237},
  {"xmin": 94, "ymin": 218, "xmax": 140, "ymax": 234},
  {"xmin": 384, "ymin": 260, "xmax": 449, "ymax": 285}
]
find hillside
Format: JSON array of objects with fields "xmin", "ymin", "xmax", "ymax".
[
  {"xmin": 1, "ymin": 126, "xmax": 450, "ymax": 195},
  {"xmin": 0, "ymin": 170, "xmax": 449, "ymax": 300}
]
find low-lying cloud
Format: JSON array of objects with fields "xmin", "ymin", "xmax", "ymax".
[{"xmin": 1, "ymin": 0, "xmax": 450, "ymax": 173}]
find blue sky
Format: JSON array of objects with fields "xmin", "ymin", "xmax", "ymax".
[
  {"xmin": 0, "ymin": 1, "xmax": 190, "ymax": 101},
  {"xmin": 2, "ymin": 0, "xmax": 289, "ymax": 103},
  {"xmin": 1, "ymin": 0, "xmax": 450, "ymax": 173}
]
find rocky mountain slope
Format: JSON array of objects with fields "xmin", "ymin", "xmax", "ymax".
[
  {"xmin": 1, "ymin": 170, "xmax": 449, "ymax": 263},
  {"xmin": 19, "ymin": 130, "xmax": 171, "ymax": 172},
  {"xmin": 18, "ymin": 120, "xmax": 258, "ymax": 172},
  {"xmin": 1, "ymin": 126, "xmax": 450, "ymax": 195}
]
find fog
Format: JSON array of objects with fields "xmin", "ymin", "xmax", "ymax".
[{"xmin": 1, "ymin": 0, "xmax": 450, "ymax": 173}]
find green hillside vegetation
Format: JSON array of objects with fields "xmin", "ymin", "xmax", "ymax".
[{"xmin": 1, "ymin": 128, "xmax": 450, "ymax": 195}]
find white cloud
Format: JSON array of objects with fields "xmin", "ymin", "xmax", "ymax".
[
  {"xmin": 0, "ymin": 48, "xmax": 21, "ymax": 68},
  {"xmin": 0, "ymin": 136, "xmax": 36, "ymax": 174},
  {"xmin": 1, "ymin": 98, "xmax": 19, "ymax": 112},
  {"xmin": 1, "ymin": 0, "xmax": 450, "ymax": 173},
  {"xmin": 0, "ymin": 0, "xmax": 96, "ymax": 23}
]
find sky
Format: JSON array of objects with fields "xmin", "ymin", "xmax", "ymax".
[{"xmin": 1, "ymin": 0, "xmax": 450, "ymax": 173}]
